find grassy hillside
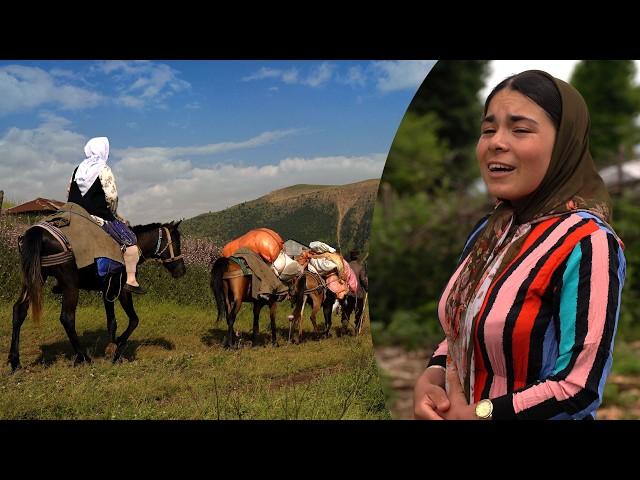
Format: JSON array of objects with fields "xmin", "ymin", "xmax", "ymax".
[
  {"xmin": 182, "ymin": 179, "xmax": 379, "ymax": 253},
  {"xmin": 0, "ymin": 214, "xmax": 387, "ymax": 419}
]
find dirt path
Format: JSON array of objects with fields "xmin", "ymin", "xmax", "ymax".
[{"xmin": 374, "ymin": 346, "xmax": 432, "ymax": 419}]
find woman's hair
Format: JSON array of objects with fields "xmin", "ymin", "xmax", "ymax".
[{"xmin": 484, "ymin": 70, "xmax": 562, "ymax": 130}]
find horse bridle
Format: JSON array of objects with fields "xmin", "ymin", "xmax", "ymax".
[{"xmin": 151, "ymin": 227, "xmax": 183, "ymax": 264}]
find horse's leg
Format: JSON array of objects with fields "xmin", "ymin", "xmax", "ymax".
[
  {"xmin": 308, "ymin": 293, "xmax": 321, "ymax": 339},
  {"xmin": 354, "ymin": 297, "xmax": 365, "ymax": 333},
  {"xmin": 252, "ymin": 301, "xmax": 261, "ymax": 346},
  {"xmin": 226, "ymin": 299, "xmax": 242, "ymax": 348},
  {"xmin": 103, "ymin": 295, "xmax": 118, "ymax": 359},
  {"xmin": 8, "ymin": 286, "xmax": 29, "ymax": 372},
  {"xmin": 113, "ymin": 290, "xmax": 139, "ymax": 362},
  {"xmin": 323, "ymin": 295, "xmax": 334, "ymax": 338},
  {"xmin": 225, "ymin": 280, "xmax": 243, "ymax": 348},
  {"xmin": 59, "ymin": 283, "xmax": 90, "ymax": 365},
  {"xmin": 341, "ymin": 296, "xmax": 355, "ymax": 335},
  {"xmin": 269, "ymin": 299, "xmax": 278, "ymax": 346},
  {"xmin": 290, "ymin": 294, "xmax": 303, "ymax": 344}
]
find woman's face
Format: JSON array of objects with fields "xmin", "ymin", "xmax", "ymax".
[{"xmin": 476, "ymin": 89, "xmax": 556, "ymax": 202}]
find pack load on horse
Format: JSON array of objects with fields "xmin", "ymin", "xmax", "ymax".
[
  {"xmin": 8, "ymin": 202, "xmax": 186, "ymax": 371},
  {"xmin": 340, "ymin": 250, "xmax": 369, "ymax": 335},
  {"xmin": 288, "ymin": 241, "xmax": 359, "ymax": 342},
  {"xmin": 211, "ymin": 227, "xmax": 292, "ymax": 348},
  {"xmin": 271, "ymin": 250, "xmax": 304, "ymax": 283},
  {"xmin": 299, "ymin": 241, "xmax": 358, "ymax": 300}
]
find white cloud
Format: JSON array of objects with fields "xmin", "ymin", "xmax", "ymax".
[
  {"xmin": 115, "ymin": 129, "xmax": 300, "ymax": 161},
  {"xmin": 242, "ymin": 61, "xmax": 435, "ymax": 93},
  {"xmin": 371, "ymin": 60, "xmax": 436, "ymax": 93},
  {"xmin": 0, "ymin": 123, "xmax": 377, "ymax": 224},
  {"xmin": 482, "ymin": 60, "xmax": 580, "ymax": 100},
  {"xmin": 242, "ymin": 63, "xmax": 335, "ymax": 88},
  {"xmin": 301, "ymin": 62, "xmax": 335, "ymax": 87},
  {"xmin": 242, "ymin": 67, "xmax": 299, "ymax": 84},
  {"xmin": 0, "ymin": 65, "xmax": 104, "ymax": 116},
  {"xmin": 116, "ymin": 153, "xmax": 386, "ymax": 223},
  {"xmin": 0, "ymin": 120, "xmax": 85, "ymax": 203},
  {"xmin": 339, "ymin": 66, "xmax": 367, "ymax": 87},
  {"xmin": 92, "ymin": 60, "xmax": 191, "ymax": 108}
]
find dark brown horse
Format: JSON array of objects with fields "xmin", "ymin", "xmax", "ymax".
[
  {"xmin": 211, "ymin": 257, "xmax": 285, "ymax": 348},
  {"xmin": 289, "ymin": 270, "xmax": 342, "ymax": 343},
  {"xmin": 8, "ymin": 221, "xmax": 186, "ymax": 372}
]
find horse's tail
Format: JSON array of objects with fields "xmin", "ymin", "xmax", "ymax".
[
  {"xmin": 211, "ymin": 257, "xmax": 229, "ymax": 324},
  {"xmin": 20, "ymin": 227, "xmax": 44, "ymax": 323}
]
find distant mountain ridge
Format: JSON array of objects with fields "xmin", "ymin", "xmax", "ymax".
[{"xmin": 182, "ymin": 179, "xmax": 379, "ymax": 252}]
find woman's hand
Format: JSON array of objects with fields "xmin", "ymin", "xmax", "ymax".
[
  {"xmin": 413, "ymin": 366, "xmax": 451, "ymax": 420},
  {"xmin": 440, "ymin": 364, "xmax": 480, "ymax": 420}
]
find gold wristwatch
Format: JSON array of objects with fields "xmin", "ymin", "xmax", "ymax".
[{"xmin": 475, "ymin": 398, "xmax": 493, "ymax": 420}]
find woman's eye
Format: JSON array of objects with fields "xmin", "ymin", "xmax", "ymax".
[
  {"xmin": 481, "ymin": 128, "xmax": 495, "ymax": 135},
  {"xmin": 514, "ymin": 128, "xmax": 531, "ymax": 134}
]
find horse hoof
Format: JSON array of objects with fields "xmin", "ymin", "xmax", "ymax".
[
  {"xmin": 105, "ymin": 343, "xmax": 118, "ymax": 359},
  {"xmin": 74, "ymin": 354, "xmax": 92, "ymax": 366}
]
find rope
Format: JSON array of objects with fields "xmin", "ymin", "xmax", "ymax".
[{"xmin": 103, "ymin": 271, "xmax": 123, "ymax": 303}]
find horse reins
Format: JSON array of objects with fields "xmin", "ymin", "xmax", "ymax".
[
  {"xmin": 150, "ymin": 227, "xmax": 183, "ymax": 264},
  {"xmin": 301, "ymin": 270, "xmax": 326, "ymax": 294}
]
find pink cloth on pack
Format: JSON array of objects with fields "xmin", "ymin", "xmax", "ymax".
[{"xmin": 343, "ymin": 259, "xmax": 359, "ymax": 294}]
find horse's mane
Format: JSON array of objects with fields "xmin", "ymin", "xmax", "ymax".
[{"xmin": 132, "ymin": 223, "xmax": 166, "ymax": 234}]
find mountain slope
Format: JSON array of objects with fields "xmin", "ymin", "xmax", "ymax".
[{"xmin": 182, "ymin": 179, "xmax": 379, "ymax": 252}]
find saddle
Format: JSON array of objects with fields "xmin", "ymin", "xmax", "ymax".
[
  {"xmin": 228, "ymin": 248, "xmax": 289, "ymax": 301},
  {"xmin": 27, "ymin": 202, "xmax": 125, "ymax": 271}
]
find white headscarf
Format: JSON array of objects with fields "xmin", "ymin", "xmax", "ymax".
[{"xmin": 75, "ymin": 137, "xmax": 110, "ymax": 196}]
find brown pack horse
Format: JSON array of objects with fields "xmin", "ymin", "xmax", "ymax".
[
  {"xmin": 289, "ymin": 270, "xmax": 344, "ymax": 343},
  {"xmin": 8, "ymin": 221, "xmax": 186, "ymax": 372},
  {"xmin": 211, "ymin": 257, "xmax": 284, "ymax": 348}
]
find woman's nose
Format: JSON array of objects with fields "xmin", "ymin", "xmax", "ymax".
[{"xmin": 488, "ymin": 129, "xmax": 509, "ymax": 152}]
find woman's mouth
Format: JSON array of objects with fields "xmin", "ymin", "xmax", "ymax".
[{"xmin": 487, "ymin": 162, "xmax": 515, "ymax": 177}]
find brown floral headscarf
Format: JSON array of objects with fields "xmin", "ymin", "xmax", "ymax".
[{"xmin": 444, "ymin": 70, "xmax": 612, "ymax": 399}]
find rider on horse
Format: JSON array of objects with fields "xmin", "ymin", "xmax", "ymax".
[{"xmin": 67, "ymin": 137, "xmax": 145, "ymax": 294}]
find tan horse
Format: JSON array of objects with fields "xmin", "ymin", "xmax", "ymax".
[
  {"xmin": 210, "ymin": 257, "xmax": 281, "ymax": 348},
  {"xmin": 289, "ymin": 270, "xmax": 342, "ymax": 343}
]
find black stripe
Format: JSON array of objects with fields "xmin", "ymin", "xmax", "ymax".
[
  {"xmin": 427, "ymin": 355, "xmax": 447, "ymax": 368},
  {"xmin": 501, "ymin": 218, "xmax": 591, "ymax": 393},
  {"xmin": 491, "ymin": 393, "xmax": 517, "ymax": 420},
  {"xmin": 556, "ymin": 388, "xmax": 600, "ymax": 417},
  {"xmin": 516, "ymin": 387, "xmax": 599, "ymax": 419},
  {"xmin": 517, "ymin": 396, "xmax": 562, "ymax": 420},
  {"xmin": 583, "ymin": 233, "xmax": 622, "ymax": 395},
  {"xmin": 476, "ymin": 216, "xmax": 565, "ymax": 399},
  {"xmin": 526, "ymin": 280, "xmax": 557, "ymax": 384},
  {"xmin": 554, "ymin": 234, "xmax": 593, "ymax": 379}
]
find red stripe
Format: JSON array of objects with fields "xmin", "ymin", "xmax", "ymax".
[
  {"xmin": 473, "ymin": 217, "xmax": 562, "ymax": 400},
  {"xmin": 511, "ymin": 220, "xmax": 599, "ymax": 390}
]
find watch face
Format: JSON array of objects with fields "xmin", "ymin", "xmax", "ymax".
[{"xmin": 476, "ymin": 400, "xmax": 492, "ymax": 418}]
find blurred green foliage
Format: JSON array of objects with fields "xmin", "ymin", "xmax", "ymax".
[{"xmin": 571, "ymin": 60, "xmax": 640, "ymax": 166}]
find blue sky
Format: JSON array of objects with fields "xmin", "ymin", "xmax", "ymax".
[{"xmin": 0, "ymin": 60, "xmax": 436, "ymax": 223}]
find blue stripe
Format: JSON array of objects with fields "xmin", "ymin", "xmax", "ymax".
[
  {"xmin": 540, "ymin": 320, "xmax": 559, "ymax": 378},
  {"xmin": 553, "ymin": 243, "xmax": 582, "ymax": 375},
  {"xmin": 576, "ymin": 211, "xmax": 616, "ymax": 237}
]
